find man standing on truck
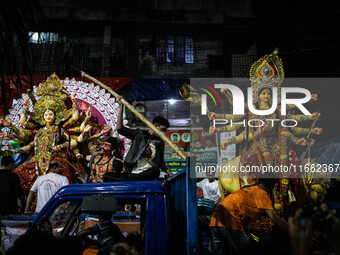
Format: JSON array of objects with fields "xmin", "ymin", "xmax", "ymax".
[
  {"xmin": 209, "ymin": 177, "xmax": 288, "ymax": 255},
  {"xmin": 104, "ymin": 96, "xmax": 172, "ymax": 181},
  {"xmin": 25, "ymin": 160, "xmax": 69, "ymax": 213}
]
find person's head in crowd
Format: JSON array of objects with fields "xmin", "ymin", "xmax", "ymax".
[
  {"xmin": 48, "ymin": 160, "xmax": 64, "ymax": 174},
  {"xmin": 101, "ymin": 232, "xmax": 144, "ymax": 255},
  {"xmin": 194, "ymin": 139, "xmax": 203, "ymax": 150},
  {"xmin": 103, "ymin": 242, "xmax": 134, "ymax": 255},
  {"xmin": 206, "ymin": 171, "xmax": 216, "ymax": 183},
  {"xmin": 99, "ymin": 212, "xmax": 113, "ymax": 222},
  {"xmin": 126, "ymin": 232, "xmax": 144, "ymax": 255},
  {"xmin": 257, "ymin": 175, "xmax": 279, "ymax": 193},
  {"xmin": 149, "ymin": 116, "xmax": 170, "ymax": 138},
  {"xmin": 61, "ymin": 236, "xmax": 85, "ymax": 255},
  {"xmin": 1, "ymin": 156, "xmax": 14, "ymax": 170}
]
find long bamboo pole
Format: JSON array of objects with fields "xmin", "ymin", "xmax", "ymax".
[{"xmin": 81, "ymin": 71, "xmax": 187, "ymax": 160}]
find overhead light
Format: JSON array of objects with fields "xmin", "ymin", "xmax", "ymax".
[{"xmin": 168, "ymin": 99, "xmax": 176, "ymax": 105}]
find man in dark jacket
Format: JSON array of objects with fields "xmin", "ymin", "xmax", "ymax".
[
  {"xmin": 77, "ymin": 212, "xmax": 125, "ymax": 251},
  {"xmin": 104, "ymin": 96, "xmax": 172, "ymax": 181},
  {"xmin": 0, "ymin": 156, "xmax": 23, "ymax": 214}
]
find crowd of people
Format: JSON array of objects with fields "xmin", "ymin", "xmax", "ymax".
[{"xmin": 196, "ymin": 170, "xmax": 340, "ymax": 255}]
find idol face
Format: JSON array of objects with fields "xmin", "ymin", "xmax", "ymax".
[
  {"xmin": 259, "ymin": 88, "xmax": 271, "ymax": 104},
  {"xmin": 44, "ymin": 110, "xmax": 55, "ymax": 124}
]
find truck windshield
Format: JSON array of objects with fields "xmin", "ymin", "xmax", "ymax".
[
  {"xmin": 46, "ymin": 199, "xmax": 144, "ymax": 239},
  {"xmin": 48, "ymin": 200, "xmax": 81, "ymax": 236}
]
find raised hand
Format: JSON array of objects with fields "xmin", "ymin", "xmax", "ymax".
[
  {"xmin": 320, "ymin": 204, "xmax": 340, "ymax": 254},
  {"xmin": 288, "ymin": 209, "xmax": 312, "ymax": 255}
]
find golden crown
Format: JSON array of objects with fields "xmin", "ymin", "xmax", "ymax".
[
  {"xmin": 33, "ymin": 73, "xmax": 70, "ymax": 125},
  {"xmin": 250, "ymin": 48, "xmax": 285, "ymax": 103}
]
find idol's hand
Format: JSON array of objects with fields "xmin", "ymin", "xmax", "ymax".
[
  {"xmin": 220, "ymin": 141, "xmax": 229, "ymax": 150},
  {"xmin": 296, "ymin": 138, "xmax": 307, "ymax": 146},
  {"xmin": 311, "ymin": 112, "xmax": 320, "ymax": 120},
  {"xmin": 296, "ymin": 138, "xmax": 315, "ymax": 146},
  {"xmin": 76, "ymin": 153, "xmax": 83, "ymax": 159},
  {"xmin": 310, "ymin": 94, "xmax": 317, "ymax": 102},
  {"xmin": 220, "ymin": 88, "xmax": 228, "ymax": 95},
  {"xmin": 86, "ymin": 108, "xmax": 92, "ymax": 118},
  {"xmin": 209, "ymin": 126, "xmax": 219, "ymax": 133},
  {"xmin": 70, "ymin": 94, "xmax": 76, "ymax": 104},
  {"xmin": 23, "ymin": 99, "xmax": 29, "ymax": 109},
  {"xmin": 84, "ymin": 125, "xmax": 92, "ymax": 133},
  {"xmin": 52, "ymin": 145, "xmax": 61, "ymax": 152},
  {"xmin": 208, "ymin": 112, "xmax": 218, "ymax": 120},
  {"xmin": 102, "ymin": 125, "xmax": 112, "ymax": 134},
  {"xmin": 313, "ymin": 128, "xmax": 323, "ymax": 135},
  {"xmin": 5, "ymin": 118, "xmax": 12, "ymax": 125}
]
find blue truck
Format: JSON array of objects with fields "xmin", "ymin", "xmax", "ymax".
[{"xmin": 16, "ymin": 159, "xmax": 198, "ymax": 255}]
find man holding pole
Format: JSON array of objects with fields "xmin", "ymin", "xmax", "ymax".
[{"xmin": 104, "ymin": 96, "xmax": 173, "ymax": 181}]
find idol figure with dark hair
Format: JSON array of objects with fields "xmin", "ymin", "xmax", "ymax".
[{"xmin": 89, "ymin": 137, "xmax": 123, "ymax": 183}]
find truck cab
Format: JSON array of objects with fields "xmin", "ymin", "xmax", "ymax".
[{"xmin": 24, "ymin": 162, "xmax": 198, "ymax": 255}]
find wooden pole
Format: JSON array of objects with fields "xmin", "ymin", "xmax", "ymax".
[{"xmin": 80, "ymin": 71, "xmax": 187, "ymax": 160}]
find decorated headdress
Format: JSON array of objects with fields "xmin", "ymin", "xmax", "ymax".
[
  {"xmin": 250, "ymin": 48, "xmax": 285, "ymax": 104},
  {"xmin": 32, "ymin": 73, "xmax": 69, "ymax": 125},
  {"xmin": 36, "ymin": 73, "xmax": 68, "ymax": 99}
]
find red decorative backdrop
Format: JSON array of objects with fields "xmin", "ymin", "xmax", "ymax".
[{"xmin": 0, "ymin": 75, "xmax": 132, "ymax": 116}]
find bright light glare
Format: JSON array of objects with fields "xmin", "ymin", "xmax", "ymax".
[{"xmin": 168, "ymin": 99, "xmax": 176, "ymax": 105}]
